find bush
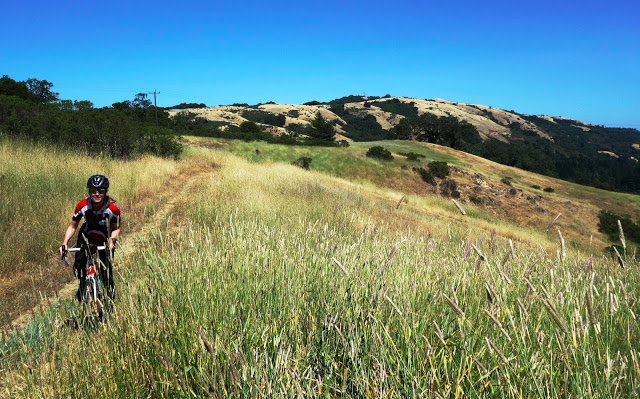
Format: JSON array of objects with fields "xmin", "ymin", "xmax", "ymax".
[
  {"xmin": 543, "ymin": 187, "xmax": 555, "ymax": 193},
  {"xmin": 598, "ymin": 210, "xmax": 640, "ymax": 245},
  {"xmin": 136, "ymin": 127, "xmax": 183, "ymax": 159},
  {"xmin": 242, "ymin": 109, "xmax": 286, "ymax": 127},
  {"xmin": 366, "ymin": 146, "xmax": 393, "ymax": 160},
  {"xmin": 428, "ymin": 161, "xmax": 450, "ymax": 178},
  {"xmin": 399, "ymin": 152, "xmax": 426, "ymax": 161},
  {"xmin": 531, "ymin": 185, "xmax": 541, "ymax": 190},
  {"xmin": 291, "ymin": 157, "xmax": 312, "ymax": 170},
  {"xmin": 501, "ymin": 177, "xmax": 513, "ymax": 186},
  {"xmin": 440, "ymin": 179, "xmax": 457, "ymax": 197},
  {"xmin": 414, "ymin": 167, "xmax": 435, "ymax": 185}
]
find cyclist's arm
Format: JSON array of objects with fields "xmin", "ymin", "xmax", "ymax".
[
  {"xmin": 60, "ymin": 220, "xmax": 79, "ymax": 256},
  {"xmin": 109, "ymin": 221, "xmax": 120, "ymax": 251}
]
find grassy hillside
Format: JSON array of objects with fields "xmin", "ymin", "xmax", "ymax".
[
  {"xmin": 1, "ymin": 138, "xmax": 639, "ymax": 397},
  {"xmin": 178, "ymin": 96, "xmax": 640, "ymax": 193},
  {"xmin": 185, "ymin": 136, "xmax": 640, "ymax": 250}
]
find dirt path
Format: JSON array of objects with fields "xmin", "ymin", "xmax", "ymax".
[{"xmin": 8, "ymin": 165, "xmax": 214, "ymax": 331}]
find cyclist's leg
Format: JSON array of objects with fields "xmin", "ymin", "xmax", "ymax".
[
  {"xmin": 73, "ymin": 253, "xmax": 87, "ymax": 302},
  {"xmin": 73, "ymin": 238, "xmax": 88, "ymax": 302},
  {"xmin": 98, "ymin": 250, "xmax": 115, "ymax": 300}
]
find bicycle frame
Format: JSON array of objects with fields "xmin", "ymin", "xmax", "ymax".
[{"xmin": 64, "ymin": 245, "xmax": 108, "ymax": 318}]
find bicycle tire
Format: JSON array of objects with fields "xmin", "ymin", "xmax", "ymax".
[{"xmin": 84, "ymin": 277, "xmax": 103, "ymax": 319}]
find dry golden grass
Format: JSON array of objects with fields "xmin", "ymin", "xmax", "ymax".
[{"xmin": 0, "ymin": 138, "xmax": 216, "ymax": 327}]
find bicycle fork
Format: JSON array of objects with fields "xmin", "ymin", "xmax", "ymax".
[{"xmin": 85, "ymin": 259, "xmax": 100, "ymax": 316}]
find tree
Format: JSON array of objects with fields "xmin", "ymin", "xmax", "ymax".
[
  {"xmin": 309, "ymin": 112, "xmax": 335, "ymax": 143},
  {"xmin": 26, "ymin": 78, "xmax": 59, "ymax": 104},
  {"xmin": 132, "ymin": 93, "xmax": 152, "ymax": 109},
  {"xmin": 0, "ymin": 75, "xmax": 38, "ymax": 102},
  {"xmin": 239, "ymin": 121, "xmax": 262, "ymax": 134}
]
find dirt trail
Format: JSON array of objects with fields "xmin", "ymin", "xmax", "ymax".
[{"xmin": 8, "ymin": 166, "xmax": 214, "ymax": 331}]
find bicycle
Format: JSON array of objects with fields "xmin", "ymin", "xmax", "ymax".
[{"xmin": 62, "ymin": 244, "xmax": 113, "ymax": 320}]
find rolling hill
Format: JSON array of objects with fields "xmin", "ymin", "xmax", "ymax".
[{"xmin": 172, "ymin": 95, "xmax": 640, "ymax": 192}]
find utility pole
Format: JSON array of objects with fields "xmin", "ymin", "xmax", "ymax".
[{"xmin": 147, "ymin": 90, "xmax": 160, "ymax": 131}]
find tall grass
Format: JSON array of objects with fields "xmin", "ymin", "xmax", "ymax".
[
  {"xmin": 2, "ymin": 147, "xmax": 638, "ymax": 397},
  {"xmin": 0, "ymin": 136, "xmax": 182, "ymax": 325}
]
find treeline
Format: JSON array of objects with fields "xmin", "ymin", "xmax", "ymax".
[
  {"xmin": 0, "ymin": 75, "xmax": 182, "ymax": 158},
  {"xmin": 166, "ymin": 102, "xmax": 207, "ymax": 109}
]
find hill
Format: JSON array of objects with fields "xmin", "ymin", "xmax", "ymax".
[{"xmin": 173, "ymin": 96, "xmax": 640, "ymax": 193}]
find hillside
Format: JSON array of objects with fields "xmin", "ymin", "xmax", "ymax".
[
  {"xmin": 183, "ymin": 136, "xmax": 640, "ymax": 250},
  {"xmin": 172, "ymin": 96, "xmax": 640, "ymax": 193},
  {"xmin": 173, "ymin": 97, "xmax": 551, "ymax": 142}
]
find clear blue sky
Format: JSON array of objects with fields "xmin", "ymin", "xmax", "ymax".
[{"xmin": 2, "ymin": 0, "xmax": 639, "ymax": 127}]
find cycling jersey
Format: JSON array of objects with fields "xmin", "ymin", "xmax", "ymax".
[{"xmin": 72, "ymin": 197, "xmax": 121, "ymax": 243}]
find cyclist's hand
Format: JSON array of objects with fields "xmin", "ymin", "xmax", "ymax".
[
  {"xmin": 109, "ymin": 238, "xmax": 117, "ymax": 251},
  {"xmin": 59, "ymin": 245, "xmax": 67, "ymax": 259}
]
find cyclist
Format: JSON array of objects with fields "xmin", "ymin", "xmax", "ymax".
[{"xmin": 59, "ymin": 174, "xmax": 121, "ymax": 301}]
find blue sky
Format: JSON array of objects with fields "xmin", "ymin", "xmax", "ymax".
[{"xmin": 2, "ymin": 0, "xmax": 639, "ymax": 127}]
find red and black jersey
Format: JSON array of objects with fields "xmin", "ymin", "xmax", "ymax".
[{"xmin": 72, "ymin": 197, "xmax": 121, "ymax": 243}]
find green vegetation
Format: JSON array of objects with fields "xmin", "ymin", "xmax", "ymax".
[
  {"xmin": 544, "ymin": 187, "xmax": 555, "ymax": 193},
  {"xmin": 393, "ymin": 113, "xmax": 483, "ymax": 151},
  {"xmin": 414, "ymin": 167, "xmax": 436, "ymax": 185},
  {"xmin": 598, "ymin": 210, "xmax": 640, "ymax": 247},
  {"xmin": 399, "ymin": 152, "xmax": 426, "ymax": 161},
  {"xmin": 242, "ymin": 109, "xmax": 286, "ymax": 127},
  {"xmin": 0, "ymin": 75, "xmax": 182, "ymax": 158},
  {"xmin": 501, "ymin": 176, "xmax": 514, "ymax": 186},
  {"xmin": 366, "ymin": 145, "xmax": 393, "ymax": 160},
  {"xmin": 308, "ymin": 112, "xmax": 336, "ymax": 144},
  {"xmin": 166, "ymin": 102, "xmax": 207, "ymax": 109},
  {"xmin": 427, "ymin": 161, "xmax": 450, "ymax": 179},
  {"xmin": 439, "ymin": 178, "xmax": 457, "ymax": 196},
  {"xmin": 370, "ymin": 98, "xmax": 419, "ymax": 117},
  {"xmin": 328, "ymin": 103, "xmax": 391, "ymax": 141},
  {"xmin": 475, "ymin": 120, "xmax": 640, "ymax": 193},
  {"xmin": 291, "ymin": 156, "xmax": 312, "ymax": 169}
]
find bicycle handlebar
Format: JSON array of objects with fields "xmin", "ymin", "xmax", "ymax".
[
  {"xmin": 67, "ymin": 246, "xmax": 107, "ymax": 252},
  {"xmin": 62, "ymin": 245, "xmax": 109, "ymax": 266}
]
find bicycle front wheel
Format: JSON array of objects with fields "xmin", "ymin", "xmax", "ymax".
[{"xmin": 83, "ymin": 277, "xmax": 103, "ymax": 319}]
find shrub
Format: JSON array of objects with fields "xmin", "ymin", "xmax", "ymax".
[
  {"xmin": 531, "ymin": 185, "xmax": 541, "ymax": 190},
  {"xmin": 440, "ymin": 179, "xmax": 457, "ymax": 197},
  {"xmin": 291, "ymin": 157, "xmax": 312, "ymax": 170},
  {"xmin": 414, "ymin": 167, "xmax": 435, "ymax": 185},
  {"xmin": 501, "ymin": 177, "xmax": 513, "ymax": 186},
  {"xmin": 598, "ymin": 210, "xmax": 640, "ymax": 245},
  {"xmin": 399, "ymin": 152, "xmax": 426, "ymax": 161},
  {"xmin": 366, "ymin": 146, "xmax": 393, "ymax": 160},
  {"xmin": 543, "ymin": 187, "xmax": 555, "ymax": 193},
  {"xmin": 428, "ymin": 161, "xmax": 450, "ymax": 178},
  {"xmin": 469, "ymin": 195, "xmax": 483, "ymax": 204}
]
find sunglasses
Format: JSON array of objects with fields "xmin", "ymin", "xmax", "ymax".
[{"xmin": 89, "ymin": 189, "xmax": 107, "ymax": 195}]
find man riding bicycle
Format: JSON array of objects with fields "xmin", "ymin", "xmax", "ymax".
[{"xmin": 59, "ymin": 174, "xmax": 121, "ymax": 301}]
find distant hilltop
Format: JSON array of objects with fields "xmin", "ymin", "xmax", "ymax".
[{"xmin": 170, "ymin": 95, "xmax": 596, "ymax": 144}]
